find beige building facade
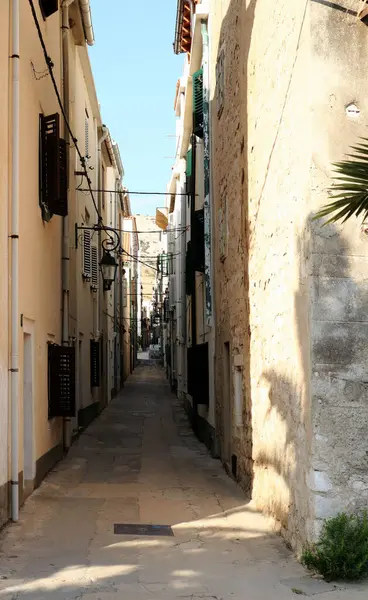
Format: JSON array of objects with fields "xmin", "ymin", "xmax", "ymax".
[
  {"xmin": 0, "ymin": 0, "xmax": 134, "ymax": 528},
  {"xmin": 169, "ymin": 0, "xmax": 368, "ymax": 551}
]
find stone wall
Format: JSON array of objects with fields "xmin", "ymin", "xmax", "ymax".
[
  {"xmin": 211, "ymin": 0, "xmax": 368, "ymax": 550},
  {"xmin": 309, "ymin": 1, "xmax": 368, "ymax": 539}
]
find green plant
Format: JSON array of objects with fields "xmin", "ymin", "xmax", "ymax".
[
  {"xmin": 314, "ymin": 138, "xmax": 368, "ymax": 224},
  {"xmin": 302, "ymin": 512, "xmax": 368, "ymax": 581}
]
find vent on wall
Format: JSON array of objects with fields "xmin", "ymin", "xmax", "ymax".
[{"xmin": 39, "ymin": 0, "xmax": 58, "ymax": 20}]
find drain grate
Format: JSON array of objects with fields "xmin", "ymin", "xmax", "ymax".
[{"xmin": 114, "ymin": 523, "xmax": 174, "ymax": 536}]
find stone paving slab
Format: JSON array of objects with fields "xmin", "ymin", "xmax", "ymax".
[{"xmin": 0, "ymin": 364, "xmax": 367, "ymax": 599}]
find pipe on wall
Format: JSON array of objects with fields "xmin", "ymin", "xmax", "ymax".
[
  {"xmin": 10, "ymin": 0, "xmax": 20, "ymax": 522},
  {"xmin": 61, "ymin": 0, "xmax": 73, "ymax": 451},
  {"xmin": 79, "ymin": 0, "xmax": 95, "ymax": 46}
]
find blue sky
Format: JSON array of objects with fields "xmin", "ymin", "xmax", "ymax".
[{"xmin": 89, "ymin": 0, "xmax": 183, "ymax": 215}]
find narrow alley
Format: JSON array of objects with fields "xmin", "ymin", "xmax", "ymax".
[{"xmin": 0, "ymin": 363, "xmax": 365, "ymax": 600}]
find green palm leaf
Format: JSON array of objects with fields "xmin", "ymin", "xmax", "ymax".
[{"xmin": 314, "ymin": 138, "xmax": 368, "ymax": 224}]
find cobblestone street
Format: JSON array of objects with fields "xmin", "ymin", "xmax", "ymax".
[{"xmin": 0, "ymin": 364, "xmax": 366, "ymax": 600}]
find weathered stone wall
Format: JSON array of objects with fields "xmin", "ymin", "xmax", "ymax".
[
  {"xmin": 309, "ymin": 2, "xmax": 368, "ymax": 539},
  {"xmin": 211, "ymin": 0, "xmax": 368, "ymax": 550}
]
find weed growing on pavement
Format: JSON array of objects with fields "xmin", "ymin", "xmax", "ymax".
[{"xmin": 302, "ymin": 512, "xmax": 368, "ymax": 581}]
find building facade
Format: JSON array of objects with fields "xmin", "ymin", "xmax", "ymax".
[
  {"xmin": 167, "ymin": 0, "xmax": 368, "ymax": 552},
  {"xmin": 0, "ymin": 0, "xmax": 135, "ymax": 528}
]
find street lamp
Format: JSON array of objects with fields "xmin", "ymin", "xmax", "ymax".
[{"xmin": 100, "ymin": 250, "xmax": 118, "ymax": 291}]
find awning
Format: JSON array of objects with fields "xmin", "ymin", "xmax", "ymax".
[{"xmin": 156, "ymin": 207, "xmax": 168, "ymax": 231}]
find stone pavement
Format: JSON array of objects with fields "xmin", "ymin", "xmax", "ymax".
[{"xmin": 0, "ymin": 363, "xmax": 367, "ymax": 599}]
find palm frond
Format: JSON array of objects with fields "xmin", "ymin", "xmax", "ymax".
[{"xmin": 314, "ymin": 138, "xmax": 368, "ymax": 224}]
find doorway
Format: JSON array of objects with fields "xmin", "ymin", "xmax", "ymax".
[
  {"xmin": 23, "ymin": 331, "xmax": 35, "ymax": 496},
  {"xmin": 222, "ymin": 342, "xmax": 232, "ymax": 462}
]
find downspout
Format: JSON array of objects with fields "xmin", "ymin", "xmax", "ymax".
[
  {"xmin": 79, "ymin": 0, "xmax": 95, "ymax": 46},
  {"xmin": 61, "ymin": 0, "xmax": 73, "ymax": 451},
  {"xmin": 98, "ymin": 126, "xmax": 108, "ymax": 404},
  {"xmin": 97, "ymin": 126, "xmax": 108, "ymax": 340},
  {"xmin": 10, "ymin": 0, "xmax": 20, "ymax": 522},
  {"xmin": 190, "ymin": 134, "xmax": 197, "ymax": 417}
]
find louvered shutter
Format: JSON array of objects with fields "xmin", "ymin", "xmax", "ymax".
[
  {"xmin": 39, "ymin": 113, "xmax": 68, "ymax": 217},
  {"xmin": 192, "ymin": 208, "xmax": 205, "ymax": 272},
  {"xmin": 123, "ymin": 279, "xmax": 128, "ymax": 308},
  {"xmin": 48, "ymin": 344, "xmax": 76, "ymax": 418},
  {"xmin": 192, "ymin": 68, "xmax": 204, "ymax": 138},
  {"xmin": 40, "ymin": 113, "xmax": 60, "ymax": 212},
  {"xmin": 54, "ymin": 138, "xmax": 67, "ymax": 216},
  {"xmin": 83, "ymin": 230, "xmax": 92, "ymax": 278},
  {"xmin": 90, "ymin": 340, "xmax": 100, "ymax": 387},
  {"xmin": 186, "ymin": 149, "xmax": 193, "ymax": 177},
  {"xmin": 91, "ymin": 246, "xmax": 99, "ymax": 288}
]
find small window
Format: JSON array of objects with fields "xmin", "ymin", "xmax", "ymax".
[{"xmin": 39, "ymin": 0, "xmax": 58, "ymax": 20}]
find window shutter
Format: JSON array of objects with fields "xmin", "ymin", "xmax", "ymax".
[
  {"xmin": 192, "ymin": 68, "xmax": 204, "ymax": 138},
  {"xmin": 40, "ymin": 113, "xmax": 60, "ymax": 214},
  {"xmin": 90, "ymin": 340, "xmax": 100, "ymax": 387},
  {"xmin": 83, "ymin": 230, "xmax": 92, "ymax": 279},
  {"xmin": 192, "ymin": 208, "xmax": 205, "ymax": 273},
  {"xmin": 185, "ymin": 241, "xmax": 194, "ymax": 296},
  {"xmin": 39, "ymin": 113, "xmax": 68, "ymax": 218},
  {"xmin": 123, "ymin": 279, "xmax": 128, "ymax": 308},
  {"xmin": 39, "ymin": 0, "xmax": 58, "ymax": 19},
  {"xmin": 48, "ymin": 344, "xmax": 76, "ymax": 418},
  {"xmin": 186, "ymin": 149, "xmax": 193, "ymax": 177},
  {"xmin": 55, "ymin": 138, "xmax": 68, "ymax": 217},
  {"xmin": 91, "ymin": 246, "xmax": 99, "ymax": 288}
]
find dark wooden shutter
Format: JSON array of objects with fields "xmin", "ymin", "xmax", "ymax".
[
  {"xmin": 185, "ymin": 241, "xmax": 194, "ymax": 296},
  {"xmin": 40, "ymin": 113, "xmax": 60, "ymax": 213},
  {"xmin": 39, "ymin": 0, "xmax": 58, "ymax": 19},
  {"xmin": 187, "ymin": 343, "xmax": 209, "ymax": 406},
  {"xmin": 90, "ymin": 340, "xmax": 100, "ymax": 387},
  {"xmin": 48, "ymin": 344, "xmax": 76, "ymax": 418},
  {"xmin": 55, "ymin": 138, "xmax": 67, "ymax": 216},
  {"xmin": 192, "ymin": 208, "xmax": 205, "ymax": 273},
  {"xmin": 39, "ymin": 113, "xmax": 67, "ymax": 217},
  {"xmin": 193, "ymin": 68, "xmax": 204, "ymax": 138}
]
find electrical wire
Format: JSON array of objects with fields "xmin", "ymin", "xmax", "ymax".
[
  {"xmin": 78, "ymin": 188, "xmax": 193, "ymax": 196},
  {"xmin": 28, "ymin": 0, "xmax": 111, "ymax": 240},
  {"xmin": 120, "ymin": 249, "xmax": 158, "ymax": 272}
]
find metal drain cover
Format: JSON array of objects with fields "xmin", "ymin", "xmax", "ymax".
[{"xmin": 114, "ymin": 523, "xmax": 174, "ymax": 536}]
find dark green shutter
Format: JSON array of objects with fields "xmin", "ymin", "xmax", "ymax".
[
  {"xmin": 186, "ymin": 149, "xmax": 193, "ymax": 177},
  {"xmin": 192, "ymin": 68, "xmax": 204, "ymax": 138}
]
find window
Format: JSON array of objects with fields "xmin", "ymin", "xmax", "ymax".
[
  {"xmin": 39, "ymin": 0, "xmax": 58, "ymax": 20},
  {"xmin": 83, "ymin": 230, "xmax": 92, "ymax": 279},
  {"xmin": 192, "ymin": 68, "xmax": 203, "ymax": 138},
  {"xmin": 39, "ymin": 113, "xmax": 68, "ymax": 219}
]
